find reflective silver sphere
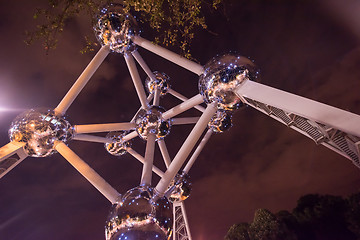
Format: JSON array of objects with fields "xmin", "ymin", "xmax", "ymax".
[
  {"xmin": 145, "ymin": 71, "xmax": 171, "ymax": 96},
  {"xmin": 208, "ymin": 110, "xmax": 233, "ymax": 133},
  {"xmin": 94, "ymin": 4, "xmax": 139, "ymax": 53},
  {"xmin": 167, "ymin": 172, "xmax": 192, "ymax": 203},
  {"xmin": 105, "ymin": 131, "xmax": 131, "ymax": 156},
  {"xmin": 8, "ymin": 109, "xmax": 73, "ymax": 157},
  {"xmin": 105, "ymin": 186, "xmax": 173, "ymax": 240},
  {"xmin": 199, "ymin": 54, "xmax": 259, "ymax": 111},
  {"xmin": 135, "ymin": 106, "xmax": 171, "ymax": 140}
]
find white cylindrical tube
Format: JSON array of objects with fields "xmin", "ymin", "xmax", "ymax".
[
  {"xmin": 122, "ymin": 131, "xmax": 139, "ymax": 142},
  {"xmin": 72, "ymin": 134, "xmax": 113, "ymax": 144},
  {"xmin": 162, "ymin": 94, "xmax": 204, "ymax": 120},
  {"xmin": 124, "ymin": 53, "xmax": 149, "ymax": 109},
  {"xmin": 154, "ymin": 103, "xmax": 217, "ymax": 196},
  {"xmin": 132, "ymin": 50, "xmax": 157, "ymax": 82},
  {"xmin": 127, "ymin": 148, "xmax": 164, "ymax": 177},
  {"xmin": 74, "ymin": 122, "xmax": 135, "ymax": 134},
  {"xmin": 157, "ymin": 139, "xmax": 171, "ymax": 168},
  {"xmin": 172, "ymin": 117, "xmax": 200, "ymax": 125},
  {"xmin": 55, "ymin": 141, "xmax": 120, "ymax": 204},
  {"xmin": 153, "ymin": 88, "xmax": 161, "ymax": 106},
  {"xmin": 168, "ymin": 89, "xmax": 205, "ymax": 112},
  {"xmin": 141, "ymin": 134, "xmax": 156, "ymax": 186},
  {"xmin": 183, "ymin": 128, "xmax": 213, "ymax": 173},
  {"xmin": 132, "ymin": 36, "xmax": 204, "ymax": 76},
  {"xmin": 54, "ymin": 45, "xmax": 110, "ymax": 116}
]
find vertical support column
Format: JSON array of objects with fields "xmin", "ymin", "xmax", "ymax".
[{"xmin": 141, "ymin": 134, "xmax": 156, "ymax": 186}]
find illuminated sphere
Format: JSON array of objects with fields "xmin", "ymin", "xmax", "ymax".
[
  {"xmin": 105, "ymin": 186, "xmax": 173, "ymax": 240},
  {"xmin": 94, "ymin": 4, "xmax": 139, "ymax": 53},
  {"xmin": 135, "ymin": 106, "xmax": 171, "ymax": 140},
  {"xmin": 145, "ymin": 71, "xmax": 171, "ymax": 96},
  {"xmin": 199, "ymin": 54, "xmax": 259, "ymax": 111},
  {"xmin": 105, "ymin": 131, "xmax": 131, "ymax": 156},
  {"xmin": 208, "ymin": 110, "xmax": 233, "ymax": 133},
  {"xmin": 168, "ymin": 172, "xmax": 192, "ymax": 203},
  {"xmin": 8, "ymin": 109, "xmax": 73, "ymax": 157}
]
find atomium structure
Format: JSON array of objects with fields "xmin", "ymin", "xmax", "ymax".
[{"xmin": 1, "ymin": 4, "xmax": 360, "ymax": 240}]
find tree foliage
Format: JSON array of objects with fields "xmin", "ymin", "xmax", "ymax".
[
  {"xmin": 25, "ymin": 0, "xmax": 223, "ymax": 56},
  {"xmin": 225, "ymin": 192, "xmax": 360, "ymax": 240}
]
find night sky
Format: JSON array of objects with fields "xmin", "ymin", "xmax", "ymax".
[{"xmin": 0, "ymin": 1, "xmax": 360, "ymax": 240}]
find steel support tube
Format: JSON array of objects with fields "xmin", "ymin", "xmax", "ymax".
[
  {"xmin": 141, "ymin": 134, "xmax": 156, "ymax": 186},
  {"xmin": 162, "ymin": 94, "xmax": 204, "ymax": 120},
  {"xmin": 55, "ymin": 141, "xmax": 119, "ymax": 204},
  {"xmin": 122, "ymin": 131, "xmax": 139, "ymax": 142},
  {"xmin": 74, "ymin": 122, "xmax": 135, "ymax": 134},
  {"xmin": 168, "ymin": 89, "xmax": 205, "ymax": 112},
  {"xmin": 124, "ymin": 53, "xmax": 149, "ymax": 109},
  {"xmin": 157, "ymin": 139, "xmax": 171, "ymax": 168},
  {"xmin": 72, "ymin": 134, "xmax": 113, "ymax": 144},
  {"xmin": 172, "ymin": 117, "xmax": 200, "ymax": 125},
  {"xmin": 127, "ymin": 148, "xmax": 164, "ymax": 177},
  {"xmin": 132, "ymin": 36, "xmax": 204, "ymax": 75},
  {"xmin": 153, "ymin": 88, "xmax": 161, "ymax": 106},
  {"xmin": 183, "ymin": 128, "xmax": 213, "ymax": 173},
  {"xmin": 132, "ymin": 50, "xmax": 157, "ymax": 82},
  {"xmin": 155, "ymin": 103, "xmax": 217, "ymax": 196},
  {"xmin": 54, "ymin": 45, "xmax": 110, "ymax": 115}
]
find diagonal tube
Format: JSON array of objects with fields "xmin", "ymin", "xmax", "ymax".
[
  {"xmin": 183, "ymin": 128, "xmax": 213, "ymax": 173},
  {"xmin": 154, "ymin": 103, "xmax": 217, "ymax": 196},
  {"xmin": 122, "ymin": 131, "xmax": 138, "ymax": 142},
  {"xmin": 132, "ymin": 36, "xmax": 204, "ymax": 75},
  {"xmin": 162, "ymin": 94, "xmax": 204, "ymax": 120},
  {"xmin": 157, "ymin": 139, "xmax": 171, "ymax": 168},
  {"xmin": 168, "ymin": 89, "xmax": 205, "ymax": 112},
  {"xmin": 74, "ymin": 122, "xmax": 135, "ymax": 134},
  {"xmin": 55, "ymin": 141, "xmax": 119, "ymax": 204},
  {"xmin": 132, "ymin": 50, "xmax": 157, "ymax": 82},
  {"xmin": 54, "ymin": 45, "xmax": 110, "ymax": 116},
  {"xmin": 124, "ymin": 53, "xmax": 149, "ymax": 110},
  {"xmin": 127, "ymin": 148, "xmax": 164, "ymax": 177}
]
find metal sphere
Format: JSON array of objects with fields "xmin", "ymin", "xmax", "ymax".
[
  {"xmin": 8, "ymin": 109, "xmax": 73, "ymax": 157},
  {"xmin": 208, "ymin": 110, "xmax": 233, "ymax": 133},
  {"xmin": 167, "ymin": 172, "xmax": 192, "ymax": 203},
  {"xmin": 94, "ymin": 4, "xmax": 139, "ymax": 54},
  {"xmin": 135, "ymin": 106, "xmax": 171, "ymax": 140},
  {"xmin": 105, "ymin": 131, "xmax": 131, "ymax": 156},
  {"xmin": 145, "ymin": 71, "xmax": 171, "ymax": 96},
  {"xmin": 105, "ymin": 186, "xmax": 173, "ymax": 240},
  {"xmin": 199, "ymin": 54, "xmax": 259, "ymax": 111}
]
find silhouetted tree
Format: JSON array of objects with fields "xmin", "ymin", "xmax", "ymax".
[
  {"xmin": 225, "ymin": 192, "xmax": 360, "ymax": 240},
  {"xmin": 25, "ymin": 0, "xmax": 222, "ymax": 56}
]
